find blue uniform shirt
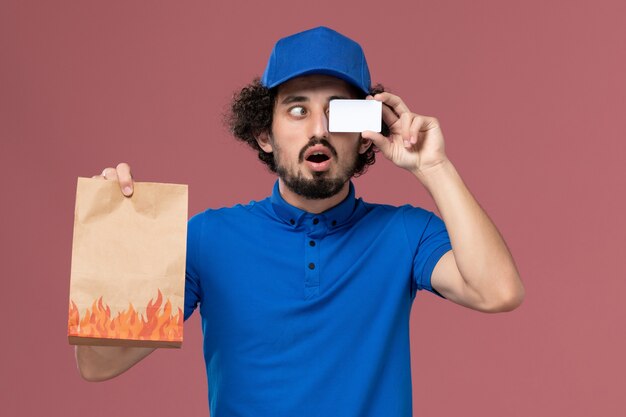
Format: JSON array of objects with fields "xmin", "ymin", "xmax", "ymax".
[{"xmin": 184, "ymin": 181, "xmax": 452, "ymax": 417}]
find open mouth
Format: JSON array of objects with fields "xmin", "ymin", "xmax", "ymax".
[
  {"xmin": 306, "ymin": 152, "xmax": 330, "ymax": 163},
  {"xmin": 302, "ymin": 144, "xmax": 334, "ymax": 172}
]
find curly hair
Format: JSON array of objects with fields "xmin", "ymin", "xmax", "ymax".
[{"xmin": 225, "ymin": 78, "xmax": 389, "ymax": 177}]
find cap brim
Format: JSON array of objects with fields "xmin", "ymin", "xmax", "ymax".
[{"xmin": 264, "ymin": 68, "xmax": 369, "ymax": 95}]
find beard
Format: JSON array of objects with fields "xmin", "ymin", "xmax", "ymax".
[
  {"xmin": 276, "ymin": 168, "xmax": 350, "ymax": 200},
  {"xmin": 273, "ymin": 137, "xmax": 359, "ymax": 200}
]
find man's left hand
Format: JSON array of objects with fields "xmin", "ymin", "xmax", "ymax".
[{"xmin": 362, "ymin": 92, "xmax": 449, "ymax": 177}]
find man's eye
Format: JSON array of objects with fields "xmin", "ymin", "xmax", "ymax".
[{"xmin": 288, "ymin": 106, "xmax": 307, "ymax": 117}]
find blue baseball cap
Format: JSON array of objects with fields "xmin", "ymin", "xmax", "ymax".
[{"xmin": 261, "ymin": 26, "xmax": 371, "ymax": 94}]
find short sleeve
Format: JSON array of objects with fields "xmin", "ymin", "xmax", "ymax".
[
  {"xmin": 403, "ymin": 207, "xmax": 452, "ymax": 297},
  {"xmin": 184, "ymin": 212, "xmax": 204, "ymax": 321}
]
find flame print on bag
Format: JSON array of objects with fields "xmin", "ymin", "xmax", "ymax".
[{"xmin": 68, "ymin": 290, "xmax": 182, "ymax": 342}]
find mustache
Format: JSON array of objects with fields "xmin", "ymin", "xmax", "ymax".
[{"xmin": 298, "ymin": 138, "xmax": 338, "ymax": 163}]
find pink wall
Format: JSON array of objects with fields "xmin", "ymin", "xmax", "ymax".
[{"xmin": 2, "ymin": 0, "xmax": 624, "ymax": 415}]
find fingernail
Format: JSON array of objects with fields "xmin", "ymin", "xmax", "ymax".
[{"xmin": 123, "ymin": 186, "xmax": 132, "ymax": 196}]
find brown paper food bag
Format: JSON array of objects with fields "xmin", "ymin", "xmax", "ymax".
[{"xmin": 68, "ymin": 177, "xmax": 188, "ymax": 348}]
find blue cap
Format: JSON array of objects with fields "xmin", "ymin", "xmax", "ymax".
[{"xmin": 261, "ymin": 26, "xmax": 371, "ymax": 94}]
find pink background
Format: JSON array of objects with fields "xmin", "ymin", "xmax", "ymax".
[{"xmin": 2, "ymin": 0, "xmax": 625, "ymax": 415}]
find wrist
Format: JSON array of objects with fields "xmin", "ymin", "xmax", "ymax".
[{"xmin": 412, "ymin": 158, "xmax": 455, "ymax": 187}]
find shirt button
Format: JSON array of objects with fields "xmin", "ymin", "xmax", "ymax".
[
  {"xmin": 313, "ymin": 218, "xmax": 319, "ymax": 225},
  {"xmin": 309, "ymin": 240, "xmax": 316, "ymax": 247},
  {"xmin": 332, "ymin": 220, "xmax": 337, "ymax": 226},
  {"xmin": 290, "ymin": 219, "xmax": 295, "ymax": 225},
  {"xmin": 308, "ymin": 263, "xmax": 315, "ymax": 270}
]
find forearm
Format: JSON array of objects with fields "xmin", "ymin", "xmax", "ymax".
[
  {"xmin": 75, "ymin": 345, "xmax": 156, "ymax": 382},
  {"xmin": 414, "ymin": 159, "xmax": 524, "ymax": 307}
]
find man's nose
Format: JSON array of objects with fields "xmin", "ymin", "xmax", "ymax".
[{"xmin": 310, "ymin": 109, "xmax": 329, "ymax": 138}]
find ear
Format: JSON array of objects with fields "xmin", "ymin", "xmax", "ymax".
[
  {"xmin": 255, "ymin": 131, "xmax": 273, "ymax": 153},
  {"xmin": 358, "ymin": 136, "xmax": 372, "ymax": 154}
]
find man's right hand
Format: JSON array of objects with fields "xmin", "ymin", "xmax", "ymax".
[
  {"xmin": 75, "ymin": 345, "xmax": 156, "ymax": 382},
  {"xmin": 77, "ymin": 162, "xmax": 153, "ymax": 381},
  {"xmin": 92, "ymin": 162, "xmax": 135, "ymax": 197}
]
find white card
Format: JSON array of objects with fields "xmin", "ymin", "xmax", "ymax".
[{"xmin": 328, "ymin": 99, "xmax": 382, "ymax": 133}]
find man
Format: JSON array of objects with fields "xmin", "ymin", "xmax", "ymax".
[{"xmin": 76, "ymin": 27, "xmax": 524, "ymax": 416}]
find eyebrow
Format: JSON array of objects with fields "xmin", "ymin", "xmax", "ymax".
[
  {"xmin": 280, "ymin": 94, "xmax": 350, "ymax": 105},
  {"xmin": 281, "ymin": 95, "xmax": 308, "ymax": 105}
]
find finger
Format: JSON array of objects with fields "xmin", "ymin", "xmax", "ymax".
[
  {"xmin": 116, "ymin": 162, "xmax": 134, "ymax": 197},
  {"xmin": 373, "ymin": 92, "xmax": 411, "ymax": 116},
  {"xmin": 368, "ymin": 94, "xmax": 399, "ymax": 128},
  {"xmin": 381, "ymin": 103, "xmax": 399, "ymax": 127},
  {"xmin": 362, "ymin": 130, "xmax": 392, "ymax": 155},
  {"xmin": 101, "ymin": 167, "xmax": 118, "ymax": 181},
  {"xmin": 399, "ymin": 113, "xmax": 412, "ymax": 147},
  {"xmin": 409, "ymin": 115, "xmax": 424, "ymax": 145}
]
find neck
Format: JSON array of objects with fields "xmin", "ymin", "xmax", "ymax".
[{"xmin": 277, "ymin": 179, "xmax": 350, "ymax": 214}]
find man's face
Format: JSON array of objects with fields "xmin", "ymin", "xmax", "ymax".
[{"xmin": 258, "ymin": 74, "xmax": 371, "ymax": 200}]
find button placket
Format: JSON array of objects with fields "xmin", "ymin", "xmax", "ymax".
[{"xmin": 304, "ymin": 216, "xmax": 324, "ymax": 298}]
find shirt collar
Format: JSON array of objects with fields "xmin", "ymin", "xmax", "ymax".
[{"xmin": 270, "ymin": 180, "xmax": 358, "ymax": 228}]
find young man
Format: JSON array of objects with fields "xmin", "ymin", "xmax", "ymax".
[{"xmin": 76, "ymin": 27, "xmax": 524, "ymax": 416}]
